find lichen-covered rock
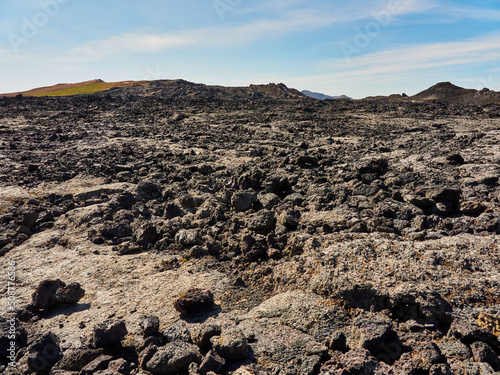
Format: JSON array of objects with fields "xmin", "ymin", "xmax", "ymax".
[
  {"xmin": 145, "ymin": 341, "xmax": 202, "ymax": 375},
  {"xmin": 210, "ymin": 328, "xmax": 248, "ymax": 360},
  {"xmin": 190, "ymin": 323, "xmax": 221, "ymax": 348},
  {"xmin": 163, "ymin": 321, "xmax": 192, "ymax": 343}
]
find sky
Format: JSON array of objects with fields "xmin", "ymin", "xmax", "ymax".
[{"xmin": 1, "ymin": 0, "xmax": 500, "ymax": 98}]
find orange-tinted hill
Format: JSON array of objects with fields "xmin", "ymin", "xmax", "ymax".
[{"xmin": 1, "ymin": 79, "xmax": 147, "ymax": 97}]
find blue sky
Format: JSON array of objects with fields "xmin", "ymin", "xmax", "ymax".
[{"xmin": 1, "ymin": 0, "xmax": 500, "ymax": 98}]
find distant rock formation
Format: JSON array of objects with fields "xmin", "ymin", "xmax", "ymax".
[
  {"xmin": 99, "ymin": 80, "xmax": 306, "ymax": 100},
  {"xmin": 411, "ymin": 82, "xmax": 500, "ymax": 104},
  {"xmin": 302, "ymin": 90, "xmax": 351, "ymax": 100},
  {"xmin": 364, "ymin": 82, "xmax": 500, "ymax": 104},
  {"xmin": 1, "ymin": 79, "xmax": 307, "ymax": 100}
]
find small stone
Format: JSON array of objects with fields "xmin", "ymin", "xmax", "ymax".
[
  {"xmin": 446, "ymin": 153, "xmax": 465, "ymax": 165},
  {"xmin": 353, "ymin": 184, "xmax": 380, "ymax": 197},
  {"xmin": 108, "ymin": 358, "xmax": 130, "ymax": 374},
  {"xmin": 231, "ymin": 192, "xmax": 257, "ymax": 212},
  {"xmin": 283, "ymin": 192, "xmax": 305, "ymax": 206},
  {"xmin": 175, "ymin": 229, "xmax": 200, "ymax": 246},
  {"xmin": 145, "ymin": 341, "xmax": 202, "ymax": 375},
  {"xmin": 412, "ymin": 342, "xmax": 443, "ymax": 372},
  {"xmin": 89, "ymin": 320, "xmax": 128, "ymax": 348},
  {"xmin": 190, "ymin": 323, "xmax": 221, "ymax": 348},
  {"xmin": 277, "ymin": 209, "xmax": 300, "ymax": 230},
  {"xmin": 143, "ymin": 335, "xmax": 165, "ymax": 350},
  {"xmin": 22, "ymin": 211, "xmax": 39, "ymax": 228},
  {"xmin": 139, "ymin": 345, "xmax": 158, "ymax": 370},
  {"xmin": 460, "ymin": 201, "xmax": 487, "ymax": 215},
  {"xmin": 258, "ymin": 193, "xmax": 280, "ymax": 209},
  {"xmin": 80, "ymin": 354, "xmax": 113, "ymax": 375},
  {"xmin": 247, "ymin": 209, "xmax": 276, "ymax": 232},
  {"xmin": 199, "ymin": 350, "xmax": 225, "ymax": 374},
  {"xmin": 135, "ymin": 223, "xmax": 158, "ymax": 247},
  {"xmin": 210, "ymin": 328, "xmax": 248, "ymax": 360},
  {"xmin": 99, "ymin": 221, "xmax": 132, "ymax": 239},
  {"xmin": 54, "ymin": 347, "xmax": 104, "ymax": 371},
  {"xmin": 470, "ymin": 341, "xmax": 500, "ymax": 367},
  {"xmin": 26, "ymin": 332, "xmax": 62, "ymax": 374},
  {"xmin": 139, "ymin": 315, "xmax": 160, "ymax": 338},
  {"xmin": 174, "ymin": 289, "xmax": 214, "ymax": 315},
  {"xmin": 163, "ymin": 321, "xmax": 192, "ymax": 343},
  {"xmin": 265, "ymin": 174, "xmax": 292, "ymax": 197},
  {"xmin": 323, "ymin": 348, "xmax": 380, "ymax": 374},
  {"xmin": 357, "ymin": 158, "xmax": 389, "ymax": 176}
]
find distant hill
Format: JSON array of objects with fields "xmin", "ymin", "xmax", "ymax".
[
  {"xmin": 1, "ymin": 79, "xmax": 145, "ymax": 97},
  {"xmin": 301, "ymin": 90, "xmax": 351, "ymax": 100},
  {"xmin": 362, "ymin": 82, "xmax": 500, "ymax": 104},
  {"xmin": 411, "ymin": 82, "xmax": 500, "ymax": 104},
  {"xmin": 1, "ymin": 79, "xmax": 306, "ymax": 100}
]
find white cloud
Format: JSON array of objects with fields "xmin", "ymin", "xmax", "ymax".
[
  {"xmin": 328, "ymin": 33, "xmax": 500, "ymax": 72},
  {"xmin": 56, "ymin": 0, "xmax": 438, "ymax": 63},
  {"xmin": 286, "ymin": 33, "xmax": 500, "ymax": 96},
  {"xmin": 56, "ymin": 9, "xmax": 339, "ymax": 62},
  {"xmin": 236, "ymin": 0, "xmax": 309, "ymax": 14},
  {"xmin": 444, "ymin": 4, "xmax": 500, "ymax": 21}
]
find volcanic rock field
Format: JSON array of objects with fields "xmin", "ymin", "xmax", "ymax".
[{"xmin": 1, "ymin": 92, "xmax": 500, "ymax": 374}]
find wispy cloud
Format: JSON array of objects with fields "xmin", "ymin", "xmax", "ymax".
[
  {"xmin": 327, "ymin": 33, "xmax": 500, "ymax": 72},
  {"xmin": 56, "ymin": 10, "xmax": 339, "ymax": 62},
  {"xmin": 444, "ymin": 4, "xmax": 500, "ymax": 21},
  {"xmin": 236, "ymin": 0, "xmax": 309, "ymax": 15},
  {"xmin": 56, "ymin": 0, "xmax": 438, "ymax": 63},
  {"xmin": 287, "ymin": 32, "xmax": 500, "ymax": 95},
  {"xmin": 340, "ymin": 0, "xmax": 437, "ymax": 20}
]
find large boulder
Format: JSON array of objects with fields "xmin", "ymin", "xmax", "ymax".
[{"xmin": 30, "ymin": 279, "xmax": 85, "ymax": 311}]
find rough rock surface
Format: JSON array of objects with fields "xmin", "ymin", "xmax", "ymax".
[{"xmin": 1, "ymin": 95, "xmax": 500, "ymax": 374}]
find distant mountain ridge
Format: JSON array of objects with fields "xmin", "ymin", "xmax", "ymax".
[
  {"xmin": 4, "ymin": 79, "xmax": 500, "ymax": 104},
  {"xmin": 1, "ymin": 79, "xmax": 306, "ymax": 99},
  {"xmin": 301, "ymin": 90, "xmax": 351, "ymax": 100}
]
